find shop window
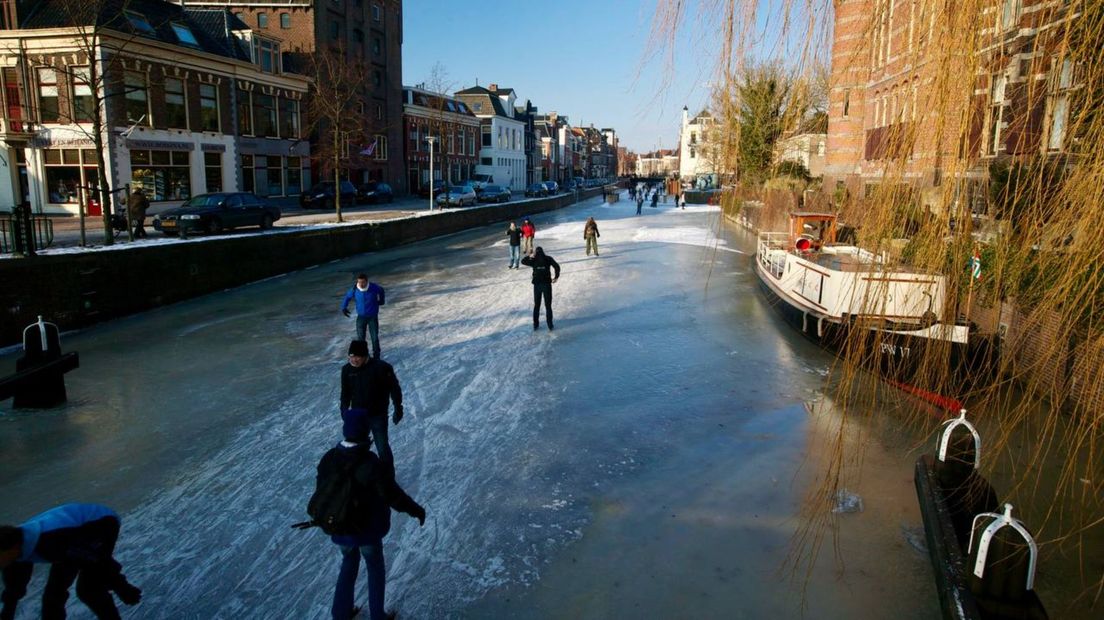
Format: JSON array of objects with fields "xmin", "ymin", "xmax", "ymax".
[
  {"xmin": 165, "ymin": 77, "xmax": 187, "ymax": 129},
  {"xmin": 279, "ymin": 98, "xmax": 299, "ymax": 139},
  {"xmin": 44, "ymin": 149, "xmax": 98, "ymax": 204},
  {"xmin": 204, "ymin": 152, "xmax": 222, "ymax": 193},
  {"xmin": 124, "ymin": 71, "xmax": 150, "ymax": 125},
  {"xmin": 199, "ymin": 84, "xmax": 219, "ymax": 132},
  {"xmin": 286, "ymin": 156, "xmax": 302, "ymax": 195},
  {"xmin": 237, "ymin": 88, "xmax": 252, "ymax": 135},
  {"xmin": 253, "ymin": 93, "xmax": 277, "ymax": 136},
  {"xmin": 71, "ymin": 67, "xmax": 93, "ymax": 122},
  {"xmin": 130, "ymin": 149, "xmax": 191, "ymax": 201},
  {"xmin": 37, "ymin": 68, "xmax": 59, "ymax": 122},
  {"xmin": 241, "ymin": 154, "xmax": 254, "ymax": 193}
]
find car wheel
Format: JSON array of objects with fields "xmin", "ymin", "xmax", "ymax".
[
  {"xmin": 260, "ymin": 214, "xmax": 274, "ymax": 230},
  {"xmin": 207, "ymin": 218, "xmax": 223, "ymax": 235}
]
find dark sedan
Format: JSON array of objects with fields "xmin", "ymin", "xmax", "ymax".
[
  {"xmin": 524, "ymin": 183, "xmax": 548, "ymax": 198},
  {"xmin": 357, "ymin": 181, "xmax": 394, "ymax": 205},
  {"xmin": 153, "ymin": 193, "xmax": 281, "ymax": 237},
  {"xmin": 478, "ymin": 185, "xmax": 511, "ymax": 203},
  {"xmin": 300, "ymin": 180, "xmax": 358, "ymax": 209}
]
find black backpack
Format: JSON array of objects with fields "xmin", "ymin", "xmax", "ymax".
[{"xmin": 304, "ymin": 451, "xmax": 361, "ymax": 535}]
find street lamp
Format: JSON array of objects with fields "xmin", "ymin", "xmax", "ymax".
[{"xmin": 426, "ymin": 135, "xmax": 437, "ymax": 211}]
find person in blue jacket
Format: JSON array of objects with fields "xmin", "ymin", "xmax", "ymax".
[
  {"xmin": 0, "ymin": 503, "xmax": 142, "ymax": 620},
  {"xmin": 341, "ymin": 273, "xmax": 386, "ymax": 359}
]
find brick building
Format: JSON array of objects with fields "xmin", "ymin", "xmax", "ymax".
[
  {"xmin": 401, "ymin": 85, "xmax": 479, "ymax": 195},
  {"xmin": 0, "ymin": 0, "xmax": 309, "ymax": 214},
  {"xmin": 187, "ymin": 0, "xmax": 405, "ymax": 192}
]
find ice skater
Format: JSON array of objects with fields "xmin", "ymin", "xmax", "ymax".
[
  {"xmin": 636, "ymin": 194, "xmax": 643, "ymax": 215},
  {"xmin": 341, "ymin": 273, "xmax": 386, "ymax": 359},
  {"xmin": 679, "ymin": 193, "xmax": 687, "ymax": 210},
  {"xmin": 650, "ymin": 191, "xmax": 658, "ymax": 208},
  {"xmin": 521, "ymin": 219, "xmax": 536, "ymax": 254},
  {"xmin": 0, "ymin": 503, "xmax": 143, "ymax": 619},
  {"xmin": 340, "ymin": 340, "xmax": 404, "ymax": 470},
  {"xmin": 584, "ymin": 217, "xmax": 600, "ymax": 257},
  {"xmin": 521, "ymin": 246, "xmax": 560, "ymax": 331},
  {"xmin": 506, "ymin": 221, "xmax": 522, "ymax": 269}
]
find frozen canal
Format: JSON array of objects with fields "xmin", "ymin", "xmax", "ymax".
[{"xmin": 1, "ymin": 193, "xmax": 939, "ymax": 618}]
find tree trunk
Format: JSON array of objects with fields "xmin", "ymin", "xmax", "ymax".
[
  {"xmin": 91, "ymin": 44, "xmax": 113, "ymax": 246},
  {"xmin": 333, "ymin": 129, "xmax": 342, "ymax": 223}
]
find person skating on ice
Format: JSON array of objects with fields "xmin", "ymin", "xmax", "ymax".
[
  {"xmin": 521, "ymin": 219, "xmax": 536, "ymax": 254},
  {"xmin": 584, "ymin": 217, "xmax": 600, "ymax": 257},
  {"xmin": 341, "ymin": 274, "xmax": 386, "ymax": 359},
  {"xmin": 506, "ymin": 222, "xmax": 522, "ymax": 269},
  {"xmin": 340, "ymin": 340, "xmax": 404, "ymax": 470},
  {"xmin": 520, "ymin": 246, "xmax": 560, "ymax": 331}
]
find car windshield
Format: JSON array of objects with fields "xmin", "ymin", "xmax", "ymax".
[
  {"xmin": 450, "ymin": 186, "xmax": 468, "ymax": 193},
  {"xmin": 472, "ymin": 174, "xmax": 491, "ymax": 183},
  {"xmin": 183, "ymin": 194, "xmax": 229, "ymax": 207}
]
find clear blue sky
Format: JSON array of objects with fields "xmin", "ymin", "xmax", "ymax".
[{"xmin": 402, "ymin": 0, "xmax": 714, "ymax": 153}]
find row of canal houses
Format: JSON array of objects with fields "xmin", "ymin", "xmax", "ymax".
[{"xmin": 0, "ymin": 0, "xmax": 618, "ymax": 215}]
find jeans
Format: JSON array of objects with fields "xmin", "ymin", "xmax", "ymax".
[
  {"xmin": 585, "ymin": 236, "xmax": 598, "ymax": 256},
  {"xmin": 509, "ymin": 244, "xmax": 521, "ymax": 268},
  {"xmin": 367, "ymin": 414, "xmax": 393, "ymax": 471},
  {"xmin": 355, "ymin": 315, "xmax": 381, "ymax": 359},
  {"xmin": 533, "ymin": 282, "xmax": 553, "ymax": 328},
  {"xmin": 332, "ymin": 541, "xmax": 386, "ymax": 620},
  {"xmin": 636, "ymin": 202, "xmax": 642, "ymax": 214}
]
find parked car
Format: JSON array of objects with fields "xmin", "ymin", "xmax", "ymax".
[
  {"xmin": 153, "ymin": 192, "xmax": 281, "ymax": 237},
  {"xmin": 300, "ymin": 180, "xmax": 357, "ymax": 209},
  {"xmin": 436, "ymin": 184, "xmax": 477, "ymax": 207},
  {"xmin": 357, "ymin": 181, "xmax": 394, "ymax": 205},
  {"xmin": 469, "ymin": 173, "xmax": 496, "ymax": 193},
  {"xmin": 478, "ymin": 185, "xmax": 511, "ymax": 203},
  {"xmin": 524, "ymin": 183, "xmax": 548, "ymax": 198},
  {"xmin": 543, "ymin": 181, "xmax": 560, "ymax": 194}
]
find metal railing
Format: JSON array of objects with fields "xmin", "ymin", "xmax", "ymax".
[{"xmin": 1, "ymin": 206, "xmax": 54, "ymax": 255}]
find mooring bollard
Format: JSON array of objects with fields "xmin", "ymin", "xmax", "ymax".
[
  {"xmin": 968, "ymin": 504, "xmax": 1040, "ymax": 608},
  {"xmin": 0, "ymin": 316, "xmax": 80, "ymax": 408}
]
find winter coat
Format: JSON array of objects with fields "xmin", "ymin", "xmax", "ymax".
[
  {"xmin": 318, "ymin": 442, "xmax": 423, "ymax": 545},
  {"xmin": 521, "ymin": 250, "xmax": 561, "ymax": 285},
  {"xmin": 1, "ymin": 504, "xmax": 129, "ymax": 613},
  {"xmin": 506, "ymin": 227, "xmax": 522, "ymax": 246},
  {"xmin": 341, "ymin": 358, "xmax": 402, "ymax": 418},
  {"xmin": 126, "ymin": 192, "xmax": 149, "ymax": 219},
  {"xmin": 584, "ymin": 222, "xmax": 600, "ymax": 239},
  {"xmin": 521, "ymin": 223, "xmax": 535, "ymax": 239},
  {"xmin": 341, "ymin": 283, "xmax": 386, "ymax": 318}
]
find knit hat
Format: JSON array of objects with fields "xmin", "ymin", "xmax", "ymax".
[
  {"xmin": 348, "ymin": 340, "xmax": 369, "ymax": 357},
  {"xmin": 341, "ymin": 409, "xmax": 368, "ymax": 442}
]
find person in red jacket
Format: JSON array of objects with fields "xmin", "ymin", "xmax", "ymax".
[{"xmin": 520, "ymin": 219, "xmax": 536, "ymax": 254}]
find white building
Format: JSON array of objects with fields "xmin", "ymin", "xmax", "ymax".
[
  {"xmin": 776, "ymin": 133, "xmax": 827, "ymax": 178},
  {"xmin": 455, "ymin": 83, "xmax": 527, "ymax": 191},
  {"xmin": 678, "ymin": 106, "xmax": 717, "ymax": 181}
]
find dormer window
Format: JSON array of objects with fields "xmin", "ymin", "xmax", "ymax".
[
  {"xmin": 252, "ymin": 37, "xmax": 282, "ymax": 73},
  {"xmin": 125, "ymin": 11, "xmax": 156, "ymax": 35},
  {"xmin": 171, "ymin": 23, "xmax": 200, "ymax": 48}
]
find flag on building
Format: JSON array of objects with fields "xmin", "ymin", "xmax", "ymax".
[
  {"xmin": 970, "ymin": 248, "xmax": 982, "ymax": 281},
  {"xmin": 360, "ymin": 141, "xmax": 377, "ymax": 157}
]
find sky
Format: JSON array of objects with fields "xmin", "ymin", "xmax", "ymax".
[{"xmin": 402, "ymin": 0, "xmax": 717, "ymax": 153}]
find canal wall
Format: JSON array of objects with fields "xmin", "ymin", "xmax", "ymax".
[{"xmin": 0, "ymin": 188, "xmax": 606, "ymax": 348}]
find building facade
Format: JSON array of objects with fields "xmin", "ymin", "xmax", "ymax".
[
  {"xmin": 678, "ymin": 106, "xmax": 716, "ymax": 180},
  {"xmin": 776, "ymin": 133, "xmax": 827, "ymax": 177},
  {"xmin": 454, "ymin": 83, "xmax": 526, "ymax": 191},
  {"xmin": 0, "ymin": 0, "xmax": 309, "ymax": 215},
  {"xmin": 401, "ymin": 85, "xmax": 479, "ymax": 194}
]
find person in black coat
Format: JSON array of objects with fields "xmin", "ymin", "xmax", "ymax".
[
  {"xmin": 520, "ymin": 246, "xmax": 560, "ymax": 331},
  {"xmin": 340, "ymin": 340, "xmax": 403, "ymax": 468},
  {"xmin": 505, "ymin": 222, "xmax": 522, "ymax": 269},
  {"xmin": 1, "ymin": 504, "xmax": 142, "ymax": 620},
  {"xmin": 321, "ymin": 412, "xmax": 425, "ymax": 620}
]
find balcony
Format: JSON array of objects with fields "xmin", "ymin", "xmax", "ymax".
[{"xmin": 0, "ymin": 116, "xmax": 36, "ymax": 142}]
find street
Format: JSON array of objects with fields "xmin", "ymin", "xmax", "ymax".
[{"xmin": 0, "ymin": 192, "xmax": 939, "ymax": 618}]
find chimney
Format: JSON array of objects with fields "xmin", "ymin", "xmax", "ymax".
[{"xmin": 488, "ymin": 83, "xmax": 498, "ymax": 92}]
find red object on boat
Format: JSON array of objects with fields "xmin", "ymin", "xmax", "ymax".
[
  {"xmin": 887, "ymin": 378, "xmax": 963, "ymax": 413},
  {"xmin": 795, "ymin": 237, "xmax": 812, "ymax": 251}
]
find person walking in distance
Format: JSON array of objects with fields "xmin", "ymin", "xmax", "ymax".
[
  {"xmin": 679, "ymin": 192, "xmax": 687, "ymax": 210},
  {"xmin": 521, "ymin": 219, "xmax": 536, "ymax": 254},
  {"xmin": 315, "ymin": 411, "xmax": 426, "ymax": 620},
  {"xmin": 651, "ymin": 191, "xmax": 659, "ymax": 209},
  {"xmin": 341, "ymin": 274, "xmax": 386, "ymax": 359},
  {"xmin": 506, "ymin": 222, "xmax": 522, "ymax": 269},
  {"xmin": 636, "ymin": 193, "xmax": 644, "ymax": 215},
  {"xmin": 127, "ymin": 188, "xmax": 149, "ymax": 239},
  {"xmin": 1, "ymin": 503, "xmax": 143, "ymax": 620},
  {"xmin": 521, "ymin": 246, "xmax": 561, "ymax": 331},
  {"xmin": 340, "ymin": 340, "xmax": 403, "ymax": 470},
  {"xmin": 584, "ymin": 217, "xmax": 600, "ymax": 257}
]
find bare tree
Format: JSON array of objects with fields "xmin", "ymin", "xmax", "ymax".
[{"xmin": 423, "ymin": 62, "xmax": 457, "ymax": 187}]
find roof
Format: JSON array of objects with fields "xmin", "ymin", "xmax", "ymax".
[
  {"xmin": 454, "ymin": 86, "xmax": 511, "ymax": 118},
  {"xmin": 20, "ymin": 0, "xmax": 251, "ymax": 62}
]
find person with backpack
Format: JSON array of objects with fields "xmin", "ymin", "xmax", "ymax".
[
  {"xmin": 505, "ymin": 222, "xmax": 522, "ymax": 269},
  {"xmin": 521, "ymin": 246, "xmax": 560, "ymax": 331},
  {"xmin": 583, "ymin": 217, "xmax": 600, "ymax": 257},
  {"xmin": 520, "ymin": 219, "xmax": 536, "ymax": 254},
  {"xmin": 303, "ymin": 410, "xmax": 426, "ymax": 620},
  {"xmin": 341, "ymin": 340, "xmax": 403, "ymax": 469},
  {"xmin": 0, "ymin": 503, "xmax": 143, "ymax": 620},
  {"xmin": 341, "ymin": 274, "xmax": 386, "ymax": 360}
]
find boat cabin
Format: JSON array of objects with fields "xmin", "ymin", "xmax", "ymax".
[{"xmin": 790, "ymin": 212, "xmax": 837, "ymax": 252}]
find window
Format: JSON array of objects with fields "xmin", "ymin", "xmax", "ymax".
[
  {"xmin": 330, "ymin": 20, "xmax": 340, "ymax": 39},
  {"xmin": 280, "ymin": 98, "xmax": 299, "ymax": 139},
  {"xmin": 125, "ymin": 11, "xmax": 156, "ymax": 35},
  {"xmin": 409, "ymin": 122, "xmax": 420, "ymax": 152},
  {"xmin": 372, "ymin": 4, "xmax": 381, "ymax": 21},
  {"xmin": 71, "ymin": 67, "xmax": 93, "ymax": 122},
  {"xmin": 44, "ymin": 149, "xmax": 98, "ymax": 204},
  {"xmin": 164, "ymin": 77, "xmax": 187, "ymax": 129},
  {"xmin": 124, "ymin": 71, "xmax": 150, "ymax": 125},
  {"xmin": 258, "ymin": 13, "xmax": 268, "ymax": 28},
  {"xmin": 199, "ymin": 84, "xmax": 219, "ymax": 132},
  {"xmin": 1001, "ymin": 0, "xmax": 1022, "ymax": 31},
  {"xmin": 254, "ymin": 38, "xmax": 281, "ymax": 73},
  {"xmin": 375, "ymin": 104, "xmax": 382, "ymax": 121},
  {"xmin": 373, "ymin": 37, "xmax": 381, "ymax": 55},
  {"xmin": 237, "ymin": 88, "xmax": 252, "ymax": 135},
  {"xmin": 241, "ymin": 154, "xmax": 254, "ymax": 192},
  {"xmin": 373, "ymin": 70, "xmax": 382, "ymax": 87},
  {"xmin": 171, "ymin": 23, "xmax": 200, "ymax": 47},
  {"xmin": 374, "ymin": 135, "xmax": 387, "ymax": 160},
  {"xmin": 987, "ymin": 74, "xmax": 1006, "ymax": 155},
  {"xmin": 204, "ymin": 152, "xmax": 222, "ymax": 192},
  {"xmin": 280, "ymin": 13, "xmax": 291, "ymax": 29},
  {"xmin": 469, "ymin": 130, "xmax": 475, "ymax": 155},
  {"xmin": 37, "ymin": 68, "xmax": 59, "ymax": 122},
  {"xmin": 458, "ymin": 130, "xmax": 465, "ymax": 156},
  {"xmin": 1047, "ymin": 58, "xmax": 1074, "ymax": 152},
  {"xmin": 253, "ymin": 93, "xmax": 277, "ymax": 136},
  {"xmin": 481, "ymin": 157, "xmax": 492, "ymax": 165},
  {"xmin": 842, "ymin": 89, "xmax": 851, "ymax": 117},
  {"xmin": 266, "ymin": 155, "xmax": 283, "ymax": 196},
  {"xmin": 130, "ymin": 150, "xmax": 190, "ymax": 201},
  {"xmin": 286, "ymin": 156, "xmax": 303, "ymax": 195},
  {"xmin": 472, "ymin": 102, "xmax": 482, "ymax": 112},
  {"xmin": 482, "ymin": 125, "xmax": 491, "ymax": 147}
]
